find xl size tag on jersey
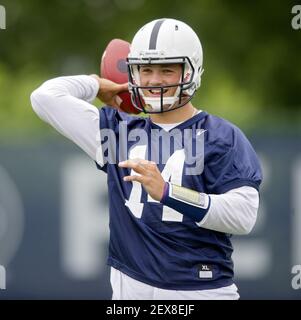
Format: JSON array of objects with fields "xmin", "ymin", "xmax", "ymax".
[
  {"xmin": 170, "ymin": 184, "xmax": 209, "ymax": 209},
  {"xmin": 198, "ymin": 264, "xmax": 213, "ymax": 279}
]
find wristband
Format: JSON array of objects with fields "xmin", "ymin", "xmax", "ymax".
[{"xmin": 160, "ymin": 182, "xmax": 211, "ymax": 222}]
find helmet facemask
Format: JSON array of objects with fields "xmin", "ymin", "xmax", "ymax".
[{"xmin": 127, "ymin": 56, "xmax": 197, "ymax": 113}]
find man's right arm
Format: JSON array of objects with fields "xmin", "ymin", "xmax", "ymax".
[{"xmin": 30, "ymin": 75, "xmax": 127, "ymax": 163}]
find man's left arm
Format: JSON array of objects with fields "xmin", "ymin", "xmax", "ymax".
[
  {"xmin": 196, "ymin": 186, "xmax": 259, "ymax": 235},
  {"xmin": 118, "ymin": 159, "xmax": 259, "ymax": 235}
]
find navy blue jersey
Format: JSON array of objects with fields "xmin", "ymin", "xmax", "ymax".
[{"xmin": 96, "ymin": 107, "xmax": 262, "ymax": 290}]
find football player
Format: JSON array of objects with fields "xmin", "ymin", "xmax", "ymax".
[{"xmin": 30, "ymin": 18, "xmax": 262, "ymax": 300}]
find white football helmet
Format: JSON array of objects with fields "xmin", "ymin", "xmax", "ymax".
[{"xmin": 127, "ymin": 18, "xmax": 204, "ymax": 113}]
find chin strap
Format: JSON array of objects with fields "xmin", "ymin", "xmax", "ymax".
[
  {"xmin": 143, "ymin": 96, "xmax": 179, "ymax": 112},
  {"xmin": 139, "ymin": 86, "xmax": 181, "ymax": 112}
]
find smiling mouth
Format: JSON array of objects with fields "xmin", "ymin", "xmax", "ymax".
[{"xmin": 148, "ymin": 89, "xmax": 168, "ymax": 96}]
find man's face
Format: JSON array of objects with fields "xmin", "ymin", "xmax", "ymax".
[{"xmin": 138, "ymin": 64, "xmax": 182, "ymax": 97}]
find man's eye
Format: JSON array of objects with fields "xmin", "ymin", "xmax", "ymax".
[
  {"xmin": 141, "ymin": 68, "xmax": 152, "ymax": 73},
  {"xmin": 162, "ymin": 69, "xmax": 174, "ymax": 74}
]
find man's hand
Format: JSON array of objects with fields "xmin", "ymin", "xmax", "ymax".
[
  {"xmin": 118, "ymin": 159, "xmax": 166, "ymax": 201},
  {"xmin": 90, "ymin": 74, "xmax": 128, "ymax": 108}
]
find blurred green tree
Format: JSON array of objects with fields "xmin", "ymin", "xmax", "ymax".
[{"xmin": 0, "ymin": 0, "xmax": 300, "ymax": 138}]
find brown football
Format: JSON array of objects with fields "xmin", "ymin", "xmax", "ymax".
[{"xmin": 100, "ymin": 39, "xmax": 140, "ymax": 114}]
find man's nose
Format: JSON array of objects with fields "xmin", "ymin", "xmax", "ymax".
[{"xmin": 149, "ymin": 71, "xmax": 163, "ymax": 85}]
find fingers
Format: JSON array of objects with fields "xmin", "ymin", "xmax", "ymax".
[
  {"xmin": 119, "ymin": 159, "xmax": 155, "ymax": 167},
  {"xmin": 123, "ymin": 175, "xmax": 144, "ymax": 183},
  {"xmin": 96, "ymin": 78, "xmax": 128, "ymax": 107},
  {"xmin": 100, "ymin": 78, "xmax": 128, "ymax": 93},
  {"xmin": 119, "ymin": 159, "xmax": 156, "ymax": 174},
  {"xmin": 117, "ymin": 82, "xmax": 129, "ymax": 93},
  {"xmin": 110, "ymin": 97, "xmax": 121, "ymax": 109}
]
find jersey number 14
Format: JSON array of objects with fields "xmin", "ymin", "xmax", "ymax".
[{"xmin": 125, "ymin": 145, "xmax": 185, "ymax": 222}]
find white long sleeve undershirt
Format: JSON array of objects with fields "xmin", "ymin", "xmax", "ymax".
[{"xmin": 30, "ymin": 75, "xmax": 260, "ymax": 236}]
